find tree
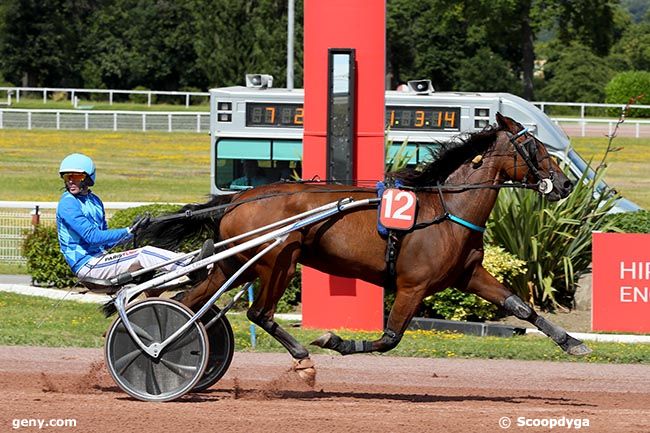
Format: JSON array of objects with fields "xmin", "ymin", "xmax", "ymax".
[
  {"xmin": 540, "ymin": 44, "xmax": 615, "ymax": 102},
  {"xmin": 386, "ymin": 0, "xmax": 570, "ymax": 99},
  {"xmin": 386, "ymin": 0, "xmax": 480, "ymax": 91},
  {"xmin": 0, "ymin": 0, "xmax": 96, "ymax": 87},
  {"xmin": 191, "ymin": 0, "xmax": 303, "ymax": 89},
  {"xmin": 456, "ymin": 47, "xmax": 519, "ymax": 93},
  {"xmin": 610, "ymin": 21, "xmax": 650, "ymax": 71},
  {"xmin": 80, "ymin": 0, "xmax": 206, "ymax": 91},
  {"xmin": 552, "ymin": 0, "xmax": 618, "ymax": 57}
]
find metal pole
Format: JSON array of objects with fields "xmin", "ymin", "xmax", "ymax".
[
  {"xmin": 31, "ymin": 205, "xmax": 40, "ymax": 229},
  {"xmin": 248, "ymin": 283, "xmax": 257, "ymax": 349},
  {"xmin": 287, "ymin": 0, "xmax": 295, "ymax": 89}
]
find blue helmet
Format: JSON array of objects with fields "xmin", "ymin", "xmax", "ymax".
[{"xmin": 59, "ymin": 153, "xmax": 96, "ymax": 185}]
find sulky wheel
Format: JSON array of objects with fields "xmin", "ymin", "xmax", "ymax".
[
  {"xmin": 104, "ymin": 298, "xmax": 209, "ymax": 402},
  {"xmin": 193, "ymin": 306, "xmax": 235, "ymax": 392}
]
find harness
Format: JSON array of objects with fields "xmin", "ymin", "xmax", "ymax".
[
  {"xmin": 376, "ymin": 127, "xmax": 554, "ymax": 290},
  {"xmin": 508, "ymin": 128, "xmax": 554, "ymax": 194}
]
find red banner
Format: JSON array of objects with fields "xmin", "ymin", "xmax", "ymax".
[{"xmin": 592, "ymin": 233, "xmax": 650, "ymax": 333}]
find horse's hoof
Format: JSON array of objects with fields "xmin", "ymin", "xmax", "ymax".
[
  {"xmin": 311, "ymin": 332, "xmax": 338, "ymax": 349},
  {"xmin": 567, "ymin": 343, "xmax": 592, "ymax": 356},
  {"xmin": 561, "ymin": 335, "xmax": 592, "ymax": 356},
  {"xmin": 292, "ymin": 358, "xmax": 316, "ymax": 386}
]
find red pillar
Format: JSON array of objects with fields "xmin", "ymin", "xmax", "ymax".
[{"xmin": 302, "ymin": 0, "xmax": 386, "ymax": 330}]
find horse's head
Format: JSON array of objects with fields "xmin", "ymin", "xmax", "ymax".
[{"xmin": 495, "ymin": 112, "xmax": 573, "ymax": 201}]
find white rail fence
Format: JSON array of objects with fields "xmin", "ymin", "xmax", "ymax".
[
  {"xmin": 0, "ymin": 86, "xmax": 208, "ymax": 107},
  {"xmin": 551, "ymin": 117, "xmax": 650, "ymax": 138},
  {"xmin": 0, "ymin": 201, "xmax": 151, "ymax": 264},
  {"xmin": 534, "ymin": 101, "xmax": 650, "ymax": 118},
  {"xmin": 0, "ymin": 109, "xmax": 210, "ymax": 133},
  {"xmin": 1, "ymin": 107, "xmax": 649, "ymax": 137}
]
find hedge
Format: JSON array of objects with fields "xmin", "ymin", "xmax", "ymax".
[
  {"xmin": 605, "ymin": 210, "xmax": 650, "ymax": 233},
  {"xmin": 22, "ymin": 225, "xmax": 76, "ymax": 288},
  {"xmin": 604, "ymin": 71, "xmax": 650, "ymax": 117}
]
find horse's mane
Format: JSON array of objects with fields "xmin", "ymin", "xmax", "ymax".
[{"xmin": 391, "ymin": 124, "xmax": 503, "ymax": 186}]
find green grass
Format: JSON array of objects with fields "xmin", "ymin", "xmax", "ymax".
[
  {"xmin": 571, "ymin": 137, "xmax": 650, "ymax": 209},
  {"xmin": 0, "ymin": 129, "xmax": 210, "ymax": 202},
  {"xmin": 1, "ymin": 292, "xmax": 648, "ymax": 363},
  {"xmin": 0, "ymin": 292, "xmax": 112, "ymax": 347},
  {"xmin": 0, "ymin": 263, "xmax": 27, "ymax": 274}
]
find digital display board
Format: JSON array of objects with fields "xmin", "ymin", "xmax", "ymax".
[
  {"xmin": 244, "ymin": 103, "xmax": 461, "ymax": 131},
  {"xmin": 246, "ymin": 103, "xmax": 304, "ymax": 127},
  {"xmin": 386, "ymin": 106, "xmax": 460, "ymax": 131}
]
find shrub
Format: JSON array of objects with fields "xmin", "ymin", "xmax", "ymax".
[
  {"xmin": 605, "ymin": 71, "xmax": 650, "ymax": 117},
  {"xmin": 419, "ymin": 245, "xmax": 527, "ymax": 321},
  {"xmin": 604, "ymin": 210, "xmax": 650, "ymax": 233},
  {"xmin": 22, "ymin": 225, "xmax": 75, "ymax": 288},
  {"xmin": 129, "ymin": 86, "xmax": 155, "ymax": 105}
]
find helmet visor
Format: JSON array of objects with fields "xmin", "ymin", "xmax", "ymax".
[{"xmin": 62, "ymin": 172, "xmax": 87, "ymax": 183}]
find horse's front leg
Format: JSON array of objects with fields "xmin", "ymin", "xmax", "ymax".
[
  {"xmin": 311, "ymin": 283, "xmax": 428, "ymax": 355},
  {"xmin": 464, "ymin": 265, "xmax": 591, "ymax": 356}
]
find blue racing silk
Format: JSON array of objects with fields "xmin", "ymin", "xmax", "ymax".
[{"xmin": 56, "ymin": 191, "xmax": 131, "ymax": 274}]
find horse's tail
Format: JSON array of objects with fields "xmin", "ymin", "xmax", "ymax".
[
  {"xmin": 100, "ymin": 195, "xmax": 236, "ymax": 318},
  {"xmin": 139, "ymin": 194, "xmax": 235, "ymax": 250}
]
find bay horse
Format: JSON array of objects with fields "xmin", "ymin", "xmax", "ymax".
[{"xmin": 140, "ymin": 113, "xmax": 590, "ymax": 380}]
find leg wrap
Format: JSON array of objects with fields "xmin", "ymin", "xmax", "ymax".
[
  {"xmin": 316, "ymin": 328, "xmax": 401, "ymax": 355},
  {"xmin": 504, "ymin": 295, "xmax": 567, "ymax": 345},
  {"xmin": 532, "ymin": 316, "xmax": 568, "ymax": 345},
  {"xmin": 503, "ymin": 295, "xmax": 534, "ymax": 320},
  {"xmin": 336, "ymin": 338, "xmax": 374, "ymax": 355}
]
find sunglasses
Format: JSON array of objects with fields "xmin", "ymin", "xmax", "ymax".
[{"xmin": 62, "ymin": 173, "xmax": 87, "ymax": 183}]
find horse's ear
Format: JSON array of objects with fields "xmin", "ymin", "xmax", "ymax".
[{"xmin": 495, "ymin": 112, "xmax": 517, "ymax": 133}]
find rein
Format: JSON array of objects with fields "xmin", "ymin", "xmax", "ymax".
[
  {"xmin": 148, "ymin": 177, "xmax": 542, "ymax": 226},
  {"xmin": 149, "ymin": 186, "xmax": 376, "ymax": 224}
]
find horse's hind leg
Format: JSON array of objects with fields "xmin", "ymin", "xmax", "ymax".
[
  {"xmin": 246, "ymin": 242, "xmax": 316, "ymax": 383},
  {"xmin": 465, "ymin": 265, "xmax": 591, "ymax": 356}
]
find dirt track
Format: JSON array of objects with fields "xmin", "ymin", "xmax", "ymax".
[{"xmin": 1, "ymin": 346, "xmax": 649, "ymax": 433}]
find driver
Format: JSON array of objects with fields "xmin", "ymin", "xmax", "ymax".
[{"xmin": 55, "ymin": 153, "xmax": 213, "ymax": 282}]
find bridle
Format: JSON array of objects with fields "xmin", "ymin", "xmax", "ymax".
[{"xmin": 507, "ymin": 128, "xmax": 554, "ymax": 195}]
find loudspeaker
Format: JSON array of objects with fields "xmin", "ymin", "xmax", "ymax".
[
  {"xmin": 245, "ymin": 74, "xmax": 274, "ymax": 89},
  {"xmin": 407, "ymin": 79, "xmax": 434, "ymax": 94}
]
